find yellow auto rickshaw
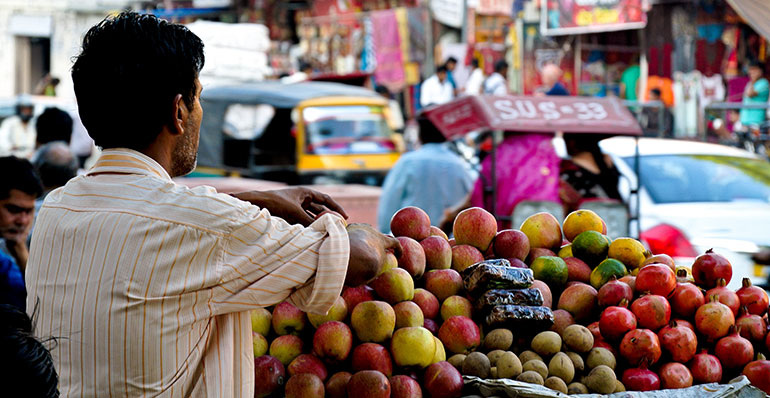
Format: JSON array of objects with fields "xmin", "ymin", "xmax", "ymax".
[{"xmin": 196, "ymin": 81, "xmax": 402, "ymax": 184}]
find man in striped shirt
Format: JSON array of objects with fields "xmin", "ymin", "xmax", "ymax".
[{"xmin": 25, "ymin": 12, "xmax": 399, "ymax": 397}]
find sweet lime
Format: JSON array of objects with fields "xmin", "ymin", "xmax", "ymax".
[
  {"xmin": 562, "ymin": 210, "xmax": 606, "ymax": 242},
  {"xmin": 590, "ymin": 258, "xmax": 628, "ymax": 289},
  {"xmin": 571, "ymin": 231, "xmax": 610, "ymax": 267},
  {"xmin": 530, "ymin": 256, "xmax": 569, "ymax": 288}
]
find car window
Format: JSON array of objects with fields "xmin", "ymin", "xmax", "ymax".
[
  {"xmin": 623, "ymin": 155, "xmax": 770, "ymax": 204},
  {"xmin": 223, "ymin": 103, "xmax": 276, "ymax": 140},
  {"xmin": 303, "ymin": 105, "xmax": 395, "ymax": 155}
]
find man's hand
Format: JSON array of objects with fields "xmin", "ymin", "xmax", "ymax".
[
  {"xmin": 5, "ymin": 238, "xmax": 29, "ymax": 273},
  {"xmin": 232, "ymin": 187, "xmax": 348, "ymax": 227},
  {"xmin": 346, "ymin": 224, "xmax": 402, "ymax": 287}
]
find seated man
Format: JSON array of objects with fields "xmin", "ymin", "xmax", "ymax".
[
  {"xmin": 0, "ymin": 157, "xmax": 42, "ymax": 273},
  {"xmin": 32, "ymin": 141, "xmax": 79, "ymax": 210}
]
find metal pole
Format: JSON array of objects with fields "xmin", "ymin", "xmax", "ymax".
[
  {"xmin": 634, "ymin": 135, "xmax": 641, "ymax": 239},
  {"xmin": 490, "ymin": 131, "xmax": 498, "ymax": 219}
]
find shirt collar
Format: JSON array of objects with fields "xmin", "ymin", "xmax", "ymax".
[{"xmin": 87, "ymin": 148, "xmax": 172, "ymax": 181}]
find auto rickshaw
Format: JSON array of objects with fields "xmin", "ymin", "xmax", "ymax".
[{"xmin": 196, "ymin": 81, "xmax": 402, "ymax": 184}]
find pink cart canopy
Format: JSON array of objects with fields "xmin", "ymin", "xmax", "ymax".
[{"xmin": 421, "ymin": 95, "xmax": 643, "ymax": 139}]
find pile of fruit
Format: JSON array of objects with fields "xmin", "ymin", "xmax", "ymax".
[{"xmin": 250, "ymin": 206, "xmax": 770, "ymax": 397}]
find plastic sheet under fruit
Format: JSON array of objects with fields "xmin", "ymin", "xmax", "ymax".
[
  {"xmin": 475, "ymin": 289, "xmax": 545, "ymax": 312},
  {"xmin": 484, "ymin": 305, "xmax": 554, "ymax": 330},
  {"xmin": 461, "ymin": 375, "xmax": 767, "ymax": 398}
]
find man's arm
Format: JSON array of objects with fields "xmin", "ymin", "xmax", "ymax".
[{"xmin": 232, "ymin": 187, "xmax": 348, "ymax": 227}]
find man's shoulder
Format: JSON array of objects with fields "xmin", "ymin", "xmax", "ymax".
[{"xmin": 44, "ymin": 175, "xmax": 258, "ymax": 235}]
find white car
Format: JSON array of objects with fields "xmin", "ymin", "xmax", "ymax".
[{"xmin": 599, "ymin": 137, "xmax": 770, "ymax": 289}]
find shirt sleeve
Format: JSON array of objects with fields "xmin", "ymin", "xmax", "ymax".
[
  {"xmin": 755, "ymin": 79, "xmax": 770, "ymax": 100},
  {"xmin": 214, "ymin": 211, "xmax": 350, "ymax": 315}
]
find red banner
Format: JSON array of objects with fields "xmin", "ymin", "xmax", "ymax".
[{"xmin": 542, "ymin": 0, "xmax": 647, "ymax": 36}]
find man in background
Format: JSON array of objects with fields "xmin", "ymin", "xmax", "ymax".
[
  {"xmin": 445, "ymin": 56, "xmax": 458, "ymax": 94},
  {"xmin": 32, "ymin": 142, "xmax": 79, "ymax": 210},
  {"xmin": 0, "ymin": 157, "xmax": 42, "ymax": 274},
  {"xmin": 378, "ymin": 116, "xmax": 475, "ymax": 232},
  {"xmin": 641, "ymin": 88, "xmax": 674, "ymax": 137},
  {"xmin": 464, "ymin": 58, "xmax": 485, "ymax": 96},
  {"xmin": 740, "ymin": 61, "xmax": 769, "ymax": 129},
  {"xmin": 484, "ymin": 60, "xmax": 509, "ymax": 95},
  {"xmin": 620, "ymin": 58, "xmax": 640, "ymax": 101},
  {"xmin": 35, "ymin": 107, "xmax": 73, "ymax": 148},
  {"xmin": 0, "ymin": 98, "xmax": 36, "ymax": 158},
  {"xmin": 420, "ymin": 65, "xmax": 454, "ymax": 107},
  {"xmin": 540, "ymin": 63, "xmax": 570, "ymax": 96}
]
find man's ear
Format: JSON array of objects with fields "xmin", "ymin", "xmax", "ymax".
[{"xmin": 171, "ymin": 93, "xmax": 186, "ymax": 136}]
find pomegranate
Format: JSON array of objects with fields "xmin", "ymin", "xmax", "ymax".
[
  {"xmin": 676, "ymin": 268, "xmax": 693, "ymax": 284},
  {"xmin": 742, "ymin": 353, "xmax": 770, "ymax": 394},
  {"xmin": 587, "ymin": 321, "xmax": 601, "ymax": 340},
  {"xmin": 619, "ymin": 275, "xmax": 636, "ymax": 291},
  {"xmin": 622, "ymin": 364, "xmax": 660, "ymax": 391},
  {"xmin": 635, "ymin": 263, "xmax": 677, "ymax": 297},
  {"xmin": 597, "ymin": 278, "xmax": 634, "ymax": 307},
  {"xmin": 658, "ymin": 321, "xmax": 697, "ymax": 363},
  {"xmin": 659, "ymin": 362, "xmax": 693, "ymax": 389},
  {"xmin": 735, "ymin": 307, "xmax": 767, "ymax": 343},
  {"xmin": 620, "ymin": 329, "xmax": 661, "ymax": 366},
  {"xmin": 736, "ymin": 278, "xmax": 769, "ymax": 315},
  {"xmin": 714, "ymin": 326, "xmax": 754, "ymax": 369},
  {"xmin": 688, "ymin": 350, "xmax": 722, "ymax": 384},
  {"xmin": 631, "ymin": 294, "xmax": 671, "ymax": 331},
  {"xmin": 691, "ymin": 249, "xmax": 732, "ymax": 289},
  {"xmin": 669, "ymin": 280, "xmax": 705, "ymax": 318},
  {"xmin": 599, "ymin": 299, "xmax": 637, "ymax": 341},
  {"xmin": 643, "ymin": 254, "xmax": 676, "ymax": 270},
  {"xmin": 673, "ymin": 319, "xmax": 696, "ymax": 333},
  {"xmin": 695, "ymin": 295, "xmax": 735, "ymax": 341},
  {"xmin": 705, "ymin": 278, "xmax": 740, "ymax": 316}
]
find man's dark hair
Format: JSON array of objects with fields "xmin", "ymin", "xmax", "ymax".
[
  {"xmin": 471, "ymin": 58, "xmax": 479, "ymax": 68},
  {"xmin": 417, "ymin": 115, "xmax": 446, "ymax": 144},
  {"xmin": 33, "ymin": 142, "xmax": 79, "ymax": 191},
  {"xmin": 436, "ymin": 65, "xmax": 448, "ymax": 74},
  {"xmin": 71, "ymin": 11, "xmax": 204, "ymax": 150},
  {"xmin": 0, "ymin": 157, "xmax": 43, "ymax": 201},
  {"xmin": 748, "ymin": 60, "xmax": 765, "ymax": 70},
  {"xmin": 445, "ymin": 57, "xmax": 458, "ymax": 66},
  {"xmin": 0, "ymin": 304, "xmax": 59, "ymax": 398},
  {"xmin": 650, "ymin": 88, "xmax": 662, "ymax": 97},
  {"xmin": 35, "ymin": 107, "xmax": 73, "ymax": 146},
  {"xmin": 495, "ymin": 60, "xmax": 509, "ymax": 73}
]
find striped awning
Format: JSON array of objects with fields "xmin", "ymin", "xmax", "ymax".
[{"xmin": 727, "ymin": 0, "xmax": 770, "ymax": 41}]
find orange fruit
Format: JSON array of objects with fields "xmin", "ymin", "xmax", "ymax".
[{"xmin": 562, "ymin": 210, "xmax": 606, "ymax": 242}]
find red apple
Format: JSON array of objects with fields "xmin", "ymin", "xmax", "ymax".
[
  {"xmin": 526, "ymin": 247, "xmax": 557, "ymax": 265},
  {"xmin": 350, "ymin": 300, "xmax": 396, "ymax": 343},
  {"xmin": 351, "ymin": 343, "xmax": 394, "ymax": 377},
  {"xmin": 412, "ymin": 288, "xmax": 439, "ymax": 319},
  {"xmin": 312, "ymin": 321, "xmax": 353, "ymax": 363},
  {"xmin": 269, "ymin": 334, "xmax": 304, "ymax": 366},
  {"xmin": 429, "ymin": 226, "xmax": 449, "ymax": 240},
  {"xmin": 394, "ymin": 301, "xmax": 425, "ymax": 329},
  {"xmin": 451, "ymin": 244, "xmax": 484, "ymax": 272},
  {"xmin": 342, "ymin": 285, "xmax": 376, "ymax": 312},
  {"xmin": 440, "ymin": 295, "xmax": 473, "ymax": 321},
  {"xmin": 370, "ymin": 268, "xmax": 415, "ymax": 304},
  {"xmin": 390, "ymin": 374, "xmax": 423, "ymax": 398},
  {"xmin": 421, "ymin": 236, "xmax": 452, "ymax": 270},
  {"xmin": 438, "ymin": 315, "xmax": 481, "ymax": 354},
  {"xmin": 285, "ymin": 373, "xmax": 324, "ymax": 398},
  {"xmin": 564, "ymin": 257, "xmax": 591, "ymax": 283},
  {"xmin": 423, "ymin": 361, "xmax": 463, "ymax": 398},
  {"xmin": 453, "ymin": 207, "xmax": 498, "ymax": 252},
  {"xmin": 254, "ymin": 355, "xmax": 285, "ymax": 398},
  {"xmin": 288, "ymin": 354, "xmax": 328, "ymax": 381},
  {"xmin": 423, "ymin": 318, "xmax": 439, "ymax": 335},
  {"xmin": 272, "ymin": 301, "xmax": 307, "ymax": 336},
  {"xmin": 325, "ymin": 371, "xmax": 352, "ymax": 398},
  {"xmin": 396, "ymin": 236, "xmax": 427, "ymax": 279},
  {"xmin": 423, "ymin": 269, "xmax": 463, "ymax": 301},
  {"xmin": 347, "ymin": 370, "xmax": 391, "ymax": 398},
  {"xmin": 391, "ymin": 206, "xmax": 431, "ymax": 241},
  {"xmin": 493, "ymin": 229, "xmax": 530, "ymax": 261}
]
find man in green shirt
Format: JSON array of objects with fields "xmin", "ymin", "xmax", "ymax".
[
  {"xmin": 620, "ymin": 61, "xmax": 640, "ymax": 101},
  {"xmin": 740, "ymin": 61, "xmax": 769, "ymax": 127}
]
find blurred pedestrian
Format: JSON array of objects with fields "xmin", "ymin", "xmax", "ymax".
[
  {"xmin": 420, "ymin": 65, "xmax": 454, "ymax": 107},
  {"xmin": 484, "ymin": 60, "xmax": 509, "ymax": 95},
  {"xmin": 739, "ymin": 61, "xmax": 769, "ymax": 129},
  {"xmin": 0, "ymin": 97, "xmax": 36, "ymax": 158},
  {"xmin": 0, "ymin": 304, "xmax": 59, "ymax": 397},
  {"xmin": 35, "ymin": 107, "xmax": 73, "ymax": 148},
  {"xmin": 620, "ymin": 57, "xmax": 640, "ymax": 101},
  {"xmin": 32, "ymin": 142, "xmax": 78, "ymax": 208},
  {"xmin": 34, "ymin": 74, "xmax": 60, "ymax": 97},
  {"xmin": 378, "ymin": 116, "xmax": 474, "ymax": 232},
  {"xmin": 559, "ymin": 134, "xmax": 622, "ymax": 213},
  {"xmin": 281, "ymin": 60, "xmax": 313, "ymax": 84},
  {"xmin": 375, "ymin": 85, "xmax": 405, "ymax": 132},
  {"xmin": 640, "ymin": 88, "xmax": 674, "ymax": 137},
  {"xmin": 540, "ymin": 63, "xmax": 570, "ymax": 96},
  {"xmin": 0, "ymin": 157, "xmax": 42, "ymax": 273},
  {"xmin": 0, "ymin": 250, "xmax": 24, "ymax": 310},
  {"xmin": 445, "ymin": 56, "xmax": 458, "ymax": 94},
  {"xmin": 464, "ymin": 58, "xmax": 485, "ymax": 96},
  {"xmin": 27, "ymin": 12, "xmax": 399, "ymax": 398}
]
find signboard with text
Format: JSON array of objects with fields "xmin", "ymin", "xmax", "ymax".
[
  {"xmin": 541, "ymin": 0, "xmax": 647, "ymax": 36},
  {"xmin": 422, "ymin": 95, "xmax": 642, "ymax": 139}
]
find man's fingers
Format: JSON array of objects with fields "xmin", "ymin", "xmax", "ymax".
[
  {"xmin": 309, "ymin": 190, "xmax": 348, "ymax": 219},
  {"xmin": 307, "ymin": 203, "xmax": 328, "ymax": 216},
  {"xmin": 383, "ymin": 234, "xmax": 402, "ymax": 258}
]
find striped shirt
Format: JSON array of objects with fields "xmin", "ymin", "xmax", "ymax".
[{"xmin": 25, "ymin": 148, "xmax": 349, "ymax": 397}]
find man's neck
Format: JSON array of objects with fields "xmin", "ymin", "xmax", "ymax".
[{"xmin": 138, "ymin": 146, "xmax": 175, "ymax": 177}]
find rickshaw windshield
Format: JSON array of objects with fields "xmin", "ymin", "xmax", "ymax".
[{"xmin": 303, "ymin": 105, "xmax": 395, "ymax": 154}]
